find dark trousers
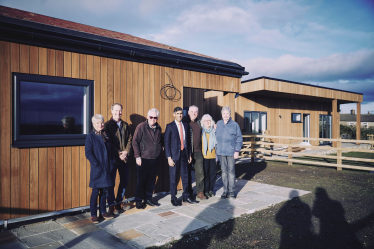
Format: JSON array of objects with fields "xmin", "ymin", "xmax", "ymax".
[
  {"xmin": 135, "ymin": 158, "xmax": 158, "ymax": 202},
  {"xmin": 203, "ymin": 158, "xmax": 218, "ymax": 192},
  {"xmin": 115, "ymin": 162, "xmax": 129, "ymax": 203},
  {"xmin": 169, "ymin": 151, "xmax": 191, "ymax": 200},
  {"xmin": 90, "ymin": 187, "xmax": 115, "ymax": 217},
  {"xmin": 192, "ymin": 151, "xmax": 204, "ymax": 194}
]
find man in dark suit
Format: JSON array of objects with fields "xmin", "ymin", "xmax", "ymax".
[{"xmin": 165, "ymin": 107, "xmax": 196, "ymax": 206}]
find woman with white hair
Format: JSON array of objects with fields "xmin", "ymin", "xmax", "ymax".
[
  {"xmin": 85, "ymin": 114, "xmax": 116, "ymax": 223},
  {"xmin": 201, "ymin": 114, "xmax": 218, "ymax": 198}
]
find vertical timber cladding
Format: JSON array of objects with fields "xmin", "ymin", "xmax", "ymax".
[
  {"xmin": 0, "ymin": 41, "xmax": 241, "ymax": 219},
  {"xmin": 235, "ymin": 94, "xmax": 331, "ymax": 146},
  {"xmin": 204, "ymin": 91, "xmax": 236, "ymax": 124}
]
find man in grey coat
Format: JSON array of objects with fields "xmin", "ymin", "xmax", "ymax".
[{"xmin": 215, "ymin": 106, "xmax": 243, "ymax": 199}]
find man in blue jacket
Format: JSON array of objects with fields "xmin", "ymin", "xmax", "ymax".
[
  {"xmin": 165, "ymin": 107, "xmax": 195, "ymax": 206},
  {"xmin": 216, "ymin": 106, "xmax": 243, "ymax": 199}
]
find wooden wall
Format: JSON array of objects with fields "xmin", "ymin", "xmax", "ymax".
[
  {"xmin": 204, "ymin": 91, "xmax": 236, "ymax": 123},
  {"xmin": 235, "ymin": 94, "xmax": 332, "ymax": 145},
  {"xmin": 0, "ymin": 41, "xmax": 241, "ymax": 219}
]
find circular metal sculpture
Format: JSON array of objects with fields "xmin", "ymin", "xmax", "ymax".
[{"xmin": 160, "ymin": 72, "xmax": 181, "ymax": 102}]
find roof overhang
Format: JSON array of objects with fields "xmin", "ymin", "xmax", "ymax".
[
  {"xmin": 0, "ymin": 15, "xmax": 249, "ymax": 78},
  {"xmin": 240, "ymin": 77, "xmax": 363, "ymax": 104}
]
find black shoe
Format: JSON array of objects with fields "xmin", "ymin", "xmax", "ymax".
[
  {"xmin": 171, "ymin": 198, "xmax": 180, "ymax": 206},
  {"xmin": 221, "ymin": 192, "xmax": 228, "ymax": 199},
  {"xmin": 136, "ymin": 202, "xmax": 145, "ymax": 209},
  {"xmin": 183, "ymin": 197, "xmax": 197, "ymax": 204},
  {"xmin": 228, "ymin": 192, "xmax": 236, "ymax": 199},
  {"xmin": 146, "ymin": 200, "xmax": 160, "ymax": 207}
]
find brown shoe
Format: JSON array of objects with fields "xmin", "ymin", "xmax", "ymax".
[
  {"xmin": 121, "ymin": 202, "xmax": 131, "ymax": 210},
  {"xmin": 101, "ymin": 213, "xmax": 114, "ymax": 220},
  {"xmin": 108, "ymin": 205, "xmax": 115, "ymax": 215},
  {"xmin": 91, "ymin": 216, "xmax": 99, "ymax": 223},
  {"xmin": 197, "ymin": 192, "xmax": 207, "ymax": 200}
]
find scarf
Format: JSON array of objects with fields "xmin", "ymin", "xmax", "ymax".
[
  {"xmin": 93, "ymin": 129, "xmax": 109, "ymax": 143},
  {"xmin": 202, "ymin": 126, "xmax": 217, "ymax": 156}
]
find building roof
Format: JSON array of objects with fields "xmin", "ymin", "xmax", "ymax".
[
  {"xmin": 0, "ymin": 5, "xmax": 247, "ymax": 78},
  {"xmin": 340, "ymin": 114, "xmax": 374, "ymax": 122}
]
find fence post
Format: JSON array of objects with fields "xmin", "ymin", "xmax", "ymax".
[
  {"xmin": 288, "ymin": 139, "xmax": 292, "ymax": 166},
  {"xmin": 251, "ymin": 136, "xmax": 255, "ymax": 163},
  {"xmin": 337, "ymin": 140, "xmax": 342, "ymax": 171}
]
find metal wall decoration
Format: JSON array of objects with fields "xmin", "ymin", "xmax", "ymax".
[{"xmin": 160, "ymin": 72, "xmax": 181, "ymax": 102}]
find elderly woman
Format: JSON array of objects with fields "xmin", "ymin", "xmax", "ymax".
[
  {"xmin": 201, "ymin": 114, "xmax": 218, "ymax": 198},
  {"xmin": 215, "ymin": 106, "xmax": 243, "ymax": 199},
  {"xmin": 85, "ymin": 114, "xmax": 116, "ymax": 223}
]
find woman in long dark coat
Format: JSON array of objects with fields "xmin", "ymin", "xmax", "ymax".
[{"xmin": 85, "ymin": 114, "xmax": 116, "ymax": 223}]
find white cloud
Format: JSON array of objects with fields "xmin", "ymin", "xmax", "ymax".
[{"xmin": 238, "ymin": 50, "xmax": 374, "ymax": 82}]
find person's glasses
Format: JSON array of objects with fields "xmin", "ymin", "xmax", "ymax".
[{"xmin": 149, "ymin": 116, "xmax": 158, "ymax": 120}]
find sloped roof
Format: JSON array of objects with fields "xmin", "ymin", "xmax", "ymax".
[
  {"xmin": 340, "ymin": 114, "xmax": 374, "ymax": 122},
  {"xmin": 0, "ymin": 5, "xmax": 220, "ymax": 61}
]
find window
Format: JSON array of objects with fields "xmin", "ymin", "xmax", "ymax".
[
  {"xmin": 319, "ymin": 115, "xmax": 332, "ymax": 145},
  {"xmin": 244, "ymin": 111, "xmax": 267, "ymax": 134},
  {"xmin": 348, "ymin": 122, "xmax": 355, "ymax": 126},
  {"xmin": 291, "ymin": 113, "xmax": 302, "ymax": 123},
  {"xmin": 12, "ymin": 73, "xmax": 94, "ymax": 148},
  {"xmin": 362, "ymin": 123, "xmax": 368, "ymax": 128}
]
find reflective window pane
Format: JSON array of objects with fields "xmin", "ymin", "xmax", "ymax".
[{"xmin": 20, "ymin": 81, "xmax": 86, "ymax": 135}]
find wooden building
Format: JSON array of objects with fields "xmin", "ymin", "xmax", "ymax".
[
  {"xmin": 0, "ymin": 6, "xmax": 363, "ymax": 221},
  {"xmin": 0, "ymin": 6, "xmax": 246, "ymax": 220}
]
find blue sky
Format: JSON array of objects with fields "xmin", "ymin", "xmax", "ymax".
[{"xmin": 2, "ymin": 0, "xmax": 374, "ymax": 113}]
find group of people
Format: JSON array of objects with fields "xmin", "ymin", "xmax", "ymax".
[{"xmin": 85, "ymin": 103, "xmax": 243, "ymax": 223}]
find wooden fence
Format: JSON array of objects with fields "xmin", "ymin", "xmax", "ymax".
[{"xmin": 240, "ymin": 135, "xmax": 374, "ymax": 171}]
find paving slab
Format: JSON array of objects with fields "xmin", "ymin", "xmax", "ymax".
[
  {"xmin": 99, "ymin": 210, "xmax": 164, "ymax": 234},
  {"xmin": 233, "ymin": 196, "xmax": 255, "ymax": 204},
  {"xmin": 127, "ymin": 235, "xmax": 158, "ymax": 249},
  {"xmin": 240, "ymin": 201, "xmax": 270, "ymax": 212},
  {"xmin": 135, "ymin": 224, "xmax": 177, "ymax": 242},
  {"xmin": 19, "ymin": 228, "xmax": 76, "ymax": 248},
  {"xmin": 56, "ymin": 216, "xmax": 81, "ymax": 225},
  {"xmin": 63, "ymin": 219, "xmax": 93, "ymax": 229},
  {"xmin": 207, "ymin": 198, "xmax": 247, "ymax": 210},
  {"xmin": 0, "ymin": 241, "xmax": 27, "ymax": 249},
  {"xmin": 250, "ymin": 194, "xmax": 288, "ymax": 204},
  {"xmin": 250, "ymin": 186, "xmax": 280, "ymax": 193},
  {"xmin": 225, "ymin": 207, "xmax": 250, "ymax": 217},
  {"xmin": 147, "ymin": 203, "xmax": 178, "ymax": 214},
  {"xmin": 195, "ymin": 196, "xmax": 221, "ymax": 205},
  {"xmin": 62, "ymin": 229, "xmax": 132, "ymax": 249},
  {"xmin": 239, "ymin": 190, "xmax": 264, "ymax": 199},
  {"xmin": 155, "ymin": 215, "xmax": 209, "ymax": 236},
  {"xmin": 116, "ymin": 229, "xmax": 144, "ymax": 241},
  {"xmin": 0, "ymin": 231, "xmax": 19, "ymax": 246},
  {"xmin": 174, "ymin": 205, "xmax": 233, "ymax": 225},
  {"xmin": 30, "ymin": 241, "xmax": 66, "ymax": 249},
  {"xmin": 70, "ymin": 224, "xmax": 100, "ymax": 235},
  {"xmin": 12, "ymin": 221, "xmax": 64, "ymax": 238}
]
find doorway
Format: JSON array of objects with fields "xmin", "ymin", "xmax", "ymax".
[{"xmin": 303, "ymin": 114, "xmax": 310, "ymax": 143}]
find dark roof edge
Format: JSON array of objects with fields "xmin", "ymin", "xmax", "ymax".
[
  {"xmin": 242, "ymin": 76, "xmax": 363, "ymax": 95},
  {"xmin": 0, "ymin": 15, "xmax": 249, "ymax": 78}
]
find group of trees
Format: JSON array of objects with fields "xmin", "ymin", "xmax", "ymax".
[{"xmin": 340, "ymin": 124, "xmax": 374, "ymax": 140}]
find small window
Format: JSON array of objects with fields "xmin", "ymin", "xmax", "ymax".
[
  {"xmin": 291, "ymin": 113, "xmax": 302, "ymax": 123},
  {"xmin": 12, "ymin": 73, "xmax": 94, "ymax": 148},
  {"xmin": 348, "ymin": 122, "xmax": 355, "ymax": 126},
  {"xmin": 362, "ymin": 123, "xmax": 368, "ymax": 128}
]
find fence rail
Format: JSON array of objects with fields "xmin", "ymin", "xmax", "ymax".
[{"xmin": 240, "ymin": 135, "xmax": 374, "ymax": 171}]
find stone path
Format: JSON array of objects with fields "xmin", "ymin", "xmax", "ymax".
[{"xmin": 1, "ymin": 178, "xmax": 310, "ymax": 249}]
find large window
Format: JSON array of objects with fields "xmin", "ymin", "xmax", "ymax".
[
  {"xmin": 244, "ymin": 111, "xmax": 267, "ymax": 134},
  {"xmin": 13, "ymin": 73, "xmax": 94, "ymax": 148}
]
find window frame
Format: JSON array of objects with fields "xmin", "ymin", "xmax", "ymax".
[
  {"xmin": 12, "ymin": 73, "xmax": 94, "ymax": 148},
  {"xmin": 291, "ymin": 113, "xmax": 302, "ymax": 123}
]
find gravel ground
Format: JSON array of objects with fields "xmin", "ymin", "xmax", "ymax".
[{"xmin": 151, "ymin": 158, "xmax": 374, "ymax": 249}]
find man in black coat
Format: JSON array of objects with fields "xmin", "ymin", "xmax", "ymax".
[{"xmin": 164, "ymin": 107, "xmax": 196, "ymax": 206}]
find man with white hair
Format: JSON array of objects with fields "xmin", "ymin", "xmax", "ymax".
[
  {"xmin": 132, "ymin": 108, "xmax": 163, "ymax": 209},
  {"xmin": 182, "ymin": 105, "xmax": 206, "ymax": 200}
]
